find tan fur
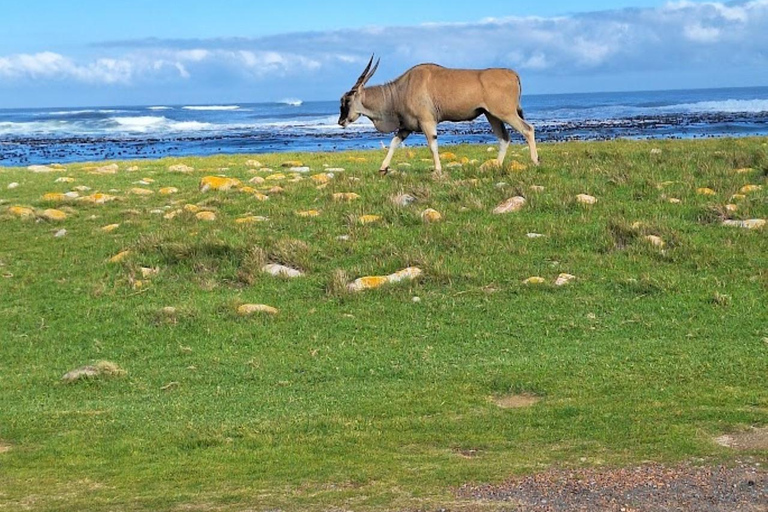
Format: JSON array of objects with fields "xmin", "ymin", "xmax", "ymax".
[{"xmin": 339, "ymin": 59, "xmax": 539, "ymax": 174}]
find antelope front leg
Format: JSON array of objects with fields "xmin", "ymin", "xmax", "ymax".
[
  {"xmin": 379, "ymin": 129, "xmax": 411, "ymax": 175},
  {"xmin": 422, "ymin": 123, "xmax": 442, "ymax": 175}
]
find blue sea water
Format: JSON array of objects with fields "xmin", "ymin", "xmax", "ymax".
[{"xmin": 1, "ymin": 87, "xmax": 767, "ymax": 166}]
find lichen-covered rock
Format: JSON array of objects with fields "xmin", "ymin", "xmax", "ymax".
[
  {"xmin": 358, "ymin": 214, "xmax": 382, "ymax": 224},
  {"xmin": 554, "ymin": 273, "xmax": 576, "ymax": 286},
  {"xmin": 523, "ymin": 276, "xmax": 546, "ymax": 284},
  {"xmin": 235, "ymin": 215, "xmax": 269, "ymax": 224},
  {"xmin": 159, "ymin": 187, "xmax": 179, "ymax": 195},
  {"xmin": 347, "ymin": 267, "xmax": 422, "ymax": 292},
  {"xmin": 333, "ymin": 192, "xmax": 360, "ymax": 202},
  {"xmin": 740, "ymin": 184, "xmax": 762, "ymax": 194},
  {"xmin": 576, "ymin": 194, "xmax": 597, "ymax": 205},
  {"xmin": 91, "ymin": 164, "xmax": 119, "ymax": 175},
  {"xmin": 40, "ymin": 209, "xmax": 67, "ymax": 221},
  {"xmin": 101, "ymin": 223, "xmax": 120, "ymax": 233},
  {"xmin": 262, "ymin": 264, "xmax": 303, "ymax": 278},
  {"xmin": 391, "ymin": 194, "xmax": 416, "ymax": 207},
  {"xmin": 493, "ymin": 196, "xmax": 526, "ymax": 214},
  {"xmin": 237, "ymin": 303, "xmax": 279, "ymax": 316},
  {"xmin": 295, "ymin": 209, "xmax": 321, "ymax": 217},
  {"xmin": 8, "ymin": 206, "xmax": 35, "ymax": 218},
  {"xmin": 722, "ymin": 219, "xmax": 766, "ymax": 230},
  {"xmin": 696, "ymin": 187, "xmax": 717, "ymax": 196},
  {"xmin": 54, "ymin": 177, "xmax": 75, "ymax": 183},
  {"xmin": 195, "ymin": 211, "xmax": 217, "ymax": 221},
  {"xmin": 78, "ymin": 193, "xmax": 117, "ymax": 204},
  {"xmin": 199, "ymin": 176, "xmax": 241, "ymax": 192},
  {"xmin": 109, "ymin": 250, "xmax": 131, "ymax": 263},
  {"xmin": 421, "ymin": 208, "xmax": 443, "ymax": 223},
  {"xmin": 129, "ymin": 187, "xmax": 154, "ymax": 196},
  {"xmin": 644, "ymin": 235, "xmax": 665, "ymax": 248},
  {"xmin": 61, "ymin": 361, "xmax": 126, "ymax": 383},
  {"xmin": 246, "ymin": 160, "xmax": 263, "ymax": 168},
  {"xmin": 169, "ymin": 164, "xmax": 195, "ymax": 173},
  {"xmin": 281, "ymin": 160, "xmax": 303, "ymax": 168}
]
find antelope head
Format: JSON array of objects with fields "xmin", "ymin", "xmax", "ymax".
[{"xmin": 338, "ymin": 55, "xmax": 379, "ymax": 127}]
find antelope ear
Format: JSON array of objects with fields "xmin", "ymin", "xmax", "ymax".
[{"xmin": 352, "ymin": 54, "xmax": 376, "ymax": 91}]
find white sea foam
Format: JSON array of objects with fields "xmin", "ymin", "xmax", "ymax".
[
  {"xmin": 148, "ymin": 106, "xmax": 173, "ymax": 111},
  {"xmin": 658, "ymin": 99, "xmax": 768, "ymax": 114},
  {"xmin": 182, "ymin": 105, "xmax": 241, "ymax": 111},
  {"xmin": 107, "ymin": 116, "xmax": 214, "ymax": 133},
  {"xmin": 44, "ymin": 109, "xmax": 126, "ymax": 116},
  {"xmin": 280, "ymin": 98, "xmax": 303, "ymax": 106}
]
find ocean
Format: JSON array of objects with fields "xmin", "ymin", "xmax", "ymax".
[{"xmin": 1, "ymin": 86, "xmax": 767, "ymax": 166}]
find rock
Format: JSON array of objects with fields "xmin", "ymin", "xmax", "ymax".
[
  {"xmin": 554, "ymin": 273, "xmax": 576, "ymax": 286},
  {"xmin": 126, "ymin": 166, "xmax": 140, "ymax": 172},
  {"xmin": 101, "ymin": 224, "xmax": 120, "ymax": 233},
  {"xmin": 333, "ymin": 192, "xmax": 361, "ymax": 202},
  {"xmin": 576, "ymin": 194, "xmax": 597, "ymax": 205},
  {"xmin": 245, "ymin": 160, "xmax": 263, "ymax": 168},
  {"xmin": 392, "ymin": 193, "xmax": 417, "ymax": 207},
  {"xmin": 733, "ymin": 167, "xmax": 755, "ymax": 174},
  {"xmin": 523, "ymin": 276, "xmax": 546, "ymax": 284},
  {"xmin": 725, "ymin": 204, "xmax": 739, "ymax": 213},
  {"xmin": 441, "ymin": 151, "xmax": 458, "ymax": 161},
  {"xmin": 326, "ymin": 167, "xmax": 345, "ymax": 173},
  {"xmin": 527, "ymin": 233, "xmax": 545, "ymax": 238},
  {"xmin": 644, "ymin": 235, "xmax": 665, "ymax": 248},
  {"xmin": 290, "ymin": 166, "xmax": 311, "ymax": 173},
  {"xmin": 265, "ymin": 173, "xmax": 287, "ymax": 181},
  {"xmin": 479, "ymin": 160, "xmax": 501, "ymax": 171},
  {"xmin": 667, "ymin": 198, "xmax": 682, "ymax": 204},
  {"xmin": 183, "ymin": 204, "xmax": 200, "ymax": 213},
  {"xmin": 650, "ymin": 148, "xmax": 662, "ymax": 155},
  {"xmin": 421, "ymin": 208, "xmax": 443, "ymax": 223},
  {"xmin": 42, "ymin": 192, "xmax": 70, "ymax": 202},
  {"xmin": 281, "ymin": 160, "xmax": 303, "ymax": 168},
  {"xmin": 740, "ymin": 184, "xmax": 762, "ymax": 194},
  {"xmin": 169, "ymin": 164, "xmax": 194, "ymax": 173},
  {"xmin": 109, "ymin": 250, "xmax": 131, "ymax": 263},
  {"xmin": 61, "ymin": 361, "xmax": 126, "ymax": 383},
  {"xmin": 199, "ymin": 176, "xmax": 241, "ymax": 192},
  {"xmin": 54, "ymin": 177, "xmax": 75, "ymax": 183},
  {"xmin": 91, "ymin": 164, "xmax": 119, "ymax": 175},
  {"xmin": 508, "ymin": 161, "xmax": 527, "ymax": 171},
  {"xmin": 27, "ymin": 165, "xmax": 57, "ymax": 173},
  {"xmin": 446, "ymin": 162, "xmax": 463, "ymax": 169},
  {"xmin": 54, "ymin": 229, "xmax": 67, "ymax": 238},
  {"xmin": 249, "ymin": 176, "xmax": 266, "ymax": 184},
  {"xmin": 40, "ymin": 209, "xmax": 67, "ymax": 221},
  {"xmin": 140, "ymin": 267, "xmax": 159, "ymax": 278},
  {"xmin": 696, "ymin": 187, "xmax": 717, "ymax": 196},
  {"xmin": 358, "ymin": 214, "xmax": 382, "ymax": 224},
  {"xmin": 158, "ymin": 187, "xmax": 178, "ymax": 195},
  {"xmin": 195, "ymin": 211, "xmax": 217, "ymax": 221},
  {"xmin": 235, "ymin": 215, "xmax": 268, "ymax": 224},
  {"xmin": 129, "ymin": 187, "xmax": 154, "ymax": 196},
  {"xmin": 237, "ymin": 304, "xmax": 279, "ymax": 316},
  {"xmin": 295, "ymin": 210, "xmax": 321, "ymax": 217},
  {"xmin": 8, "ymin": 206, "xmax": 35, "ymax": 218},
  {"xmin": 311, "ymin": 173, "xmax": 332, "ymax": 185},
  {"xmin": 347, "ymin": 267, "xmax": 422, "ymax": 292},
  {"xmin": 160, "ymin": 306, "xmax": 177, "ymax": 315},
  {"xmin": 73, "ymin": 185, "xmax": 92, "ymax": 192},
  {"xmin": 493, "ymin": 196, "xmax": 527, "ymax": 214},
  {"xmin": 529, "ymin": 185, "xmax": 545, "ymax": 192},
  {"xmin": 267, "ymin": 186, "xmax": 284, "ymax": 195},
  {"xmin": 722, "ymin": 219, "xmax": 766, "ymax": 230},
  {"xmin": 78, "ymin": 193, "xmax": 117, "ymax": 204},
  {"xmin": 730, "ymin": 194, "xmax": 746, "ymax": 202},
  {"xmin": 262, "ymin": 263, "xmax": 303, "ymax": 278},
  {"xmin": 7, "ymin": 182, "xmax": 19, "ymax": 189}
]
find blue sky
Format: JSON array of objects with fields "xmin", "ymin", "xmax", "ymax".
[{"xmin": 1, "ymin": 0, "xmax": 767, "ymax": 107}]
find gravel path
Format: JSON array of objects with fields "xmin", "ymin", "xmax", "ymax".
[{"xmin": 457, "ymin": 461, "xmax": 767, "ymax": 511}]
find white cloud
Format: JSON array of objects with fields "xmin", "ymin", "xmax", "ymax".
[{"xmin": 684, "ymin": 23, "xmax": 721, "ymax": 42}]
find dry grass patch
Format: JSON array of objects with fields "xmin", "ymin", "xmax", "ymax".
[{"xmin": 492, "ymin": 393, "xmax": 540, "ymax": 409}]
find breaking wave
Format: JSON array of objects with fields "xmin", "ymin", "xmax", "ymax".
[{"xmin": 182, "ymin": 105, "xmax": 241, "ymax": 111}]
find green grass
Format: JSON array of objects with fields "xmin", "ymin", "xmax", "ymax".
[{"xmin": 1, "ymin": 138, "xmax": 767, "ymax": 511}]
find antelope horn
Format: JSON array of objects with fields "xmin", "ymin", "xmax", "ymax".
[{"xmin": 353, "ymin": 54, "xmax": 378, "ymax": 90}]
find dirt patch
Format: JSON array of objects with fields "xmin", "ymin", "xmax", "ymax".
[
  {"xmin": 715, "ymin": 426, "xmax": 768, "ymax": 451},
  {"xmin": 0, "ymin": 441, "xmax": 11, "ymax": 454},
  {"xmin": 492, "ymin": 393, "xmax": 540, "ymax": 409},
  {"xmin": 458, "ymin": 461, "xmax": 767, "ymax": 511}
]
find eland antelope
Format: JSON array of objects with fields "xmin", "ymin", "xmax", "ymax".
[{"xmin": 338, "ymin": 56, "xmax": 539, "ymax": 174}]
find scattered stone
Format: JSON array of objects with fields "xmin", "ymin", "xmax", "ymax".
[
  {"xmin": 266, "ymin": 173, "xmax": 287, "ymax": 181},
  {"xmin": 199, "ymin": 176, "xmax": 241, "ymax": 192},
  {"xmin": 508, "ymin": 161, "xmax": 527, "ymax": 171},
  {"xmin": 158, "ymin": 187, "xmax": 178, "ymax": 195},
  {"xmin": 412, "ymin": 296, "xmax": 421, "ymax": 303},
  {"xmin": 722, "ymin": 219, "xmax": 766, "ymax": 230},
  {"xmin": 169, "ymin": 164, "xmax": 195, "ymax": 173},
  {"xmin": 195, "ymin": 211, "xmax": 217, "ymax": 221},
  {"xmin": 61, "ymin": 361, "xmax": 126, "ymax": 383},
  {"xmin": 347, "ymin": 267, "xmax": 422, "ymax": 292},
  {"xmin": 237, "ymin": 303, "xmax": 279, "ymax": 316},
  {"xmin": 333, "ymin": 192, "xmax": 361, "ymax": 202},
  {"xmin": 109, "ymin": 250, "xmax": 131, "ymax": 263},
  {"xmin": 526, "ymin": 233, "xmax": 545, "ymax": 238},
  {"xmin": 554, "ymin": 273, "xmax": 576, "ymax": 286},
  {"xmin": 697, "ymin": 187, "xmax": 717, "ymax": 196},
  {"xmin": 730, "ymin": 193, "xmax": 746, "ymax": 202},
  {"xmin": 493, "ymin": 196, "xmax": 526, "ymax": 214},
  {"xmin": 245, "ymin": 160, "xmax": 263, "ymax": 168},
  {"xmin": 667, "ymin": 197, "xmax": 682, "ymax": 204},
  {"xmin": 235, "ymin": 215, "xmax": 268, "ymax": 224},
  {"xmin": 126, "ymin": 165, "xmax": 140, "ymax": 172},
  {"xmin": 650, "ymin": 148, "xmax": 662, "ymax": 155},
  {"xmin": 523, "ymin": 277, "xmax": 546, "ymax": 285},
  {"xmin": 282, "ymin": 160, "xmax": 303, "ymax": 168},
  {"xmin": 28, "ymin": 165, "xmax": 58, "ymax": 173},
  {"xmin": 479, "ymin": 160, "xmax": 501, "ymax": 171},
  {"xmin": 311, "ymin": 173, "xmax": 332, "ymax": 185},
  {"xmin": 357, "ymin": 214, "xmax": 381, "ymax": 225},
  {"xmin": 54, "ymin": 229, "xmax": 67, "ymax": 238},
  {"xmin": 55, "ymin": 177, "xmax": 75, "ymax": 183},
  {"xmin": 733, "ymin": 167, "xmax": 755, "ymax": 174},
  {"xmin": 42, "ymin": 192, "xmax": 69, "ymax": 202},
  {"xmin": 740, "ymin": 184, "xmax": 762, "ymax": 194},
  {"xmin": 73, "ymin": 185, "xmax": 92, "ymax": 192},
  {"xmin": 160, "ymin": 306, "xmax": 177, "ymax": 315},
  {"xmin": 576, "ymin": 194, "xmax": 597, "ymax": 205},
  {"xmin": 249, "ymin": 176, "xmax": 266, "ymax": 184},
  {"xmin": 262, "ymin": 263, "xmax": 304, "ymax": 278},
  {"xmin": 140, "ymin": 267, "xmax": 159, "ymax": 278},
  {"xmin": 7, "ymin": 182, "xmax": 19, "ymax": 189},
  {"xmin": 326, "ymin": 167, "xmax": 345, "ymax": 173},
  {"xmin": 529, "ymin": 185, "xmax": 545, "ymax": 192},
  {"xmin": 644, "ymin": 235, "xmax": 665, "ymax": 248},
  {"xmin": 40, "ymin": 208, "xmax": 67, "ymax": 221},
  {"xmin": 78, "ymin": 193, "xmax": 117, "ymax": 204},
  {"xmin": 183, "ymin": 204, "xmax": 200, "ymax": 213},
  {"xmin": 725, "ymin": 204, "xmax": 739, "ymax": 213},
  {"xmin": 101, "ymin": 224, "xmax": 120, "ymax": 233},
  {"xmin": 421, "ymin": 208, "xmax": 443, "ymax": 223},
  {"xmin": 91, "ymin": 164, "xmax": 119, "ymax": 175},
  {"xmin": 267, "ymin": 186, "xmax": 284, "ymax": 195},
  {"xmin": 392, "ymin": 193, "xmax": 417, "ymax": 207},
  {"xmin": 129, "ymin": 187, "xmax": 154, "ymax": 196},
  {"xmin": 296, "ymin": 209, "xmax": 321, "ymax": 217},
  {"xmin": 8, "ymin": 206, "xmax": 36, "ymax": 218},
  {"xmin": 441, "ymin": 151, "xmax": 458, "ymax": 161},
  {"xmin": 290, "ymin": 166, "xmax": 311, "ymax": 173}
]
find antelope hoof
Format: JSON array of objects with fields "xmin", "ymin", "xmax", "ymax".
[{"xmin": 379, "ymin": 167, "xmax": 390, "ymax": 176}]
